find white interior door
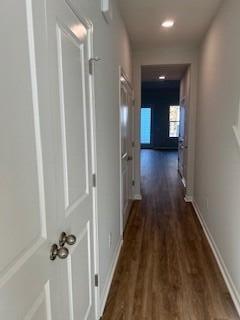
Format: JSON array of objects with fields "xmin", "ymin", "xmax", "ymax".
[
  {"xmin": 178, "ymin": 98, "xmax": 188, "ymax": 183},
  {"xmin": 46, "ymin": 0, "xmax": 96, "ymax": 319},
  {"xmin": 0, "ymin": 0, "xmax": 60, "ymax": 318},
  {"xmin": 120, "ymin": 74, "xmax": 133, "ymax": 232},
  {"xmin": 127, "ymin": 92, "xmax": 134, "ymax": 201},
  {"xmin": 0, "ymin": 0, "xmax": 96, "ymax": 319}
]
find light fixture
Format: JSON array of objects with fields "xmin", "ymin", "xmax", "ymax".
[
  {"xmin": 159, "ymin": 75, "xmax": 166, "ymax": 80},
  {"xmin": 161, "ymin": 19, "xmax": 175, "ymax": 28}
]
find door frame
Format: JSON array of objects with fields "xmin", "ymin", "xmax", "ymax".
[
  {"xmin": 87, "ymin": 20, "xmax": 100, "ymax": 320},
  {"xmin": 66, "ymin": 2, "xmax": 100, "ymax": 318},
  {"xmin": 119, "ymin": 66, "xmax": 134, "ymax": 237},
  {"xmin": 134, "ymin": 63, "xmax": 196, "ymax": 200},
  {"xmin": 178, "ymin": 97, "xmax": 188, "ymax": 187}
]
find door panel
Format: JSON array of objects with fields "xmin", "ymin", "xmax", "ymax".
[
  {"xmin": 57, "ymin": 24, "xmax": 89, "ymax": 210},
  {"xmin": 0, "ymin": 0, "xmax": 56, "ymax": 318},
  {"xmin": 0, "ymin": 0, "xmax": 45, "ymax": 274},
  {"xmin": 67, "ymin": 223, "xmax": 92, "ymax": 319},
  {"xmin": 24, "ymin": 284, "xmax": 51, "ymax": 320},
  {"xmin": 46, "ymin": 0, "xmax": 95, "ymax": 318},
  {"xmin": 0, "ymin": 0, "xmax": 96, "ymax": 319}
]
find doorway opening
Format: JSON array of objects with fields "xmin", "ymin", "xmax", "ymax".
[{"xmin": 140, "ymin": 64, "xmax": 190, "ymax": 189}]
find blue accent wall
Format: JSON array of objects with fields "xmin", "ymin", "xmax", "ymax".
[{"xmin": 141, "ymin": 81, "xmax": 180, "ymax": 149}]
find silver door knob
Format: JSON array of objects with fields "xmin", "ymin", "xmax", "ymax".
[
  {"xmin": 59, "ymin": 232, "xmax": 77, "ymax": 247},
  {"xmin": 50, "ymin": 244, "xmax": 69, "ymax": 261},
  {"xmin": 180, "ymin": 145, "xmax": 188, "ymax": 149}
]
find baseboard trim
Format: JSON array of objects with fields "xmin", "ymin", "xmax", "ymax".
[
  {"xmin": 133, "ymin": 194, "xmax": 142, "ymax": 200},
  {"xmin": 100, "ymin": 239, "xmax": 123, "ymax": 316},
  {"xmin": 192, "ymin": 199, "xmax": 240, "ymax": 316}
]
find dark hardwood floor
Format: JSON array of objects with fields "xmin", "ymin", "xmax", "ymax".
[{"xmin": 102, "ymin": 150, "xmax": 239, "ymax": 320}]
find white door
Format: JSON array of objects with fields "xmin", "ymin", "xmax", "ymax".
[
  {"xmin": 120, "ymin": 74, "xmax": 133, "ymax": 232},
  {"xmin": 0, "ymin": 0, "xmax": 96, "ymax": 319},
  {"xmin": 178, "ymin": 98, "xmax": 188, "ymax": 183},
  {"xmin": 127, "ymin": 92, "xmax": 134, "ymax": 202}
]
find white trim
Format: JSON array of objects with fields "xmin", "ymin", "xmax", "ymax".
[
  {"xmin": 80, "ymin": 17, "xmax": 100, "ymax": 320},
  {"xmin": 119, "ymin": 66, "xmax": 135, "ymax": 237},
  {"xmin": 133, "ymin": 194, "xmax": 142, "ymax": 200},
  {"xmin": 184, "ymin": 195, "xmax": 193, "ymax": 202},
  {"xmin": 119, "ymin": 66, "xmax": 123, "ymax": 237},
  {"xmin": 181, "ymin": 177, "xmax": 186, "ymax": 188},
  {"xmin": 192, "ymin": 199, "xmax": 240, "ymax": 316},
  {"xmin": 88, "ymin": 34, "xmax": 100, "ymax": 320},
  {"xmin": 100, "ymin": 240, "xmax": 123, "ymax": 316},
  {"xmin": 101, "ymin": 0, "xmax": 113, "ymax": 23},
  {"xmin": 233, "ymin": 125, "xmax": 240, "ymax": 150}
]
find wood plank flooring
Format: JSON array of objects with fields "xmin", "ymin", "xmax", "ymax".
[{"xmin": 102, "ymin": 150, "xmax": 239, "ymax": 320}]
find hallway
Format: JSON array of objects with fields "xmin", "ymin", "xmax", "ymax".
[{"xmin": 102, "ymin": 150, "xmax": 239, "ymax": 320}]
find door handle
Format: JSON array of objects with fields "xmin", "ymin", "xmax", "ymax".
[
  {"xmin": 50, "ymin": 232, "xmax": 77, "ymax": 261},
  {"xmin": 50, "ymin": 244, "xmax": 69, "ymax": 261},
  {"xmin": 180, "ymin": 145, "xmax": 188, "ymax": 150},
  {"xmin": 59, "ymin": 232, "xmax": 77, "ymax": 247}
]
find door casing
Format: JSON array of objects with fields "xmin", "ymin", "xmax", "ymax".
[
  {"xmin": 178, "ymin": 97, "xmax": 188, "ymax": 186},
  {"xmin": 119, "ymin": 67, "xmax": 134, "ymax": 236}
]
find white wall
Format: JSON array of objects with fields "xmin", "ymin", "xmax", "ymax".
[
  {"xmin": 180, "ymin": 67, "xmax": 191, "ymax": 108},
  {"xmin": 195, "ymin": 0, "xmax": 240, "ymax": 309},
  {"xmin": 133, "ymin": 46, "xmax": 198, "ymax": 199},
  {"xmin": 70, "ymin": 0, "xmax": 132, "ymax": 313}
]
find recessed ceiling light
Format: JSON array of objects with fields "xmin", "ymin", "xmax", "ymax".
[
  {"xmin": 161, "ymin": 20, "xmax": 175, "ymax": 28},
  {"xmin": 159, "ymin": 75, "xmax": 166, "ymax": 80}
]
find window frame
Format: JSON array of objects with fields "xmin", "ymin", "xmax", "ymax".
[{"xmin": 169, "ymin": 105, "xmax": 180, "ymax": 138}]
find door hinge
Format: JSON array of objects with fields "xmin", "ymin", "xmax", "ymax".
[
  {"xmin": 92, "ymin": 174, "xmax": 96, "ymax": 187},
  {"xmin": 132, "ymin": 141, "xmax": 135, "ymax": 148},
  {"xmin": 95, "ymin": 274, "xmax": 99, "ymax": 287},
  {"xmin": 132, "ymin": 98, "xmax": 135, "ymax": 107},
  {"xmin": 132, "ymin": 180, "xmax": 135, "ymax": 186},
  {"xmin": 89, "ymin": 57, "xmax": 101, "ymax": 75}
]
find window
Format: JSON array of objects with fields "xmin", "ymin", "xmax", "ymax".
[
  {"xmin": 169, "ymin": 105, "xmax": 180, "ymax": 138},
  {"xmin": 141, "ymin": 107, "xmax": 151, "ymax": 144}
]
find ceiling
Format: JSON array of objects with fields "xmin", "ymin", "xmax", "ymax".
[
  {"xmin": 142, "ymin": 64, "xmax": 188, "ymax": 82},
  {"xmin": 117, "ymin": 0, "xmax": 223, "ymax": 49}
]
